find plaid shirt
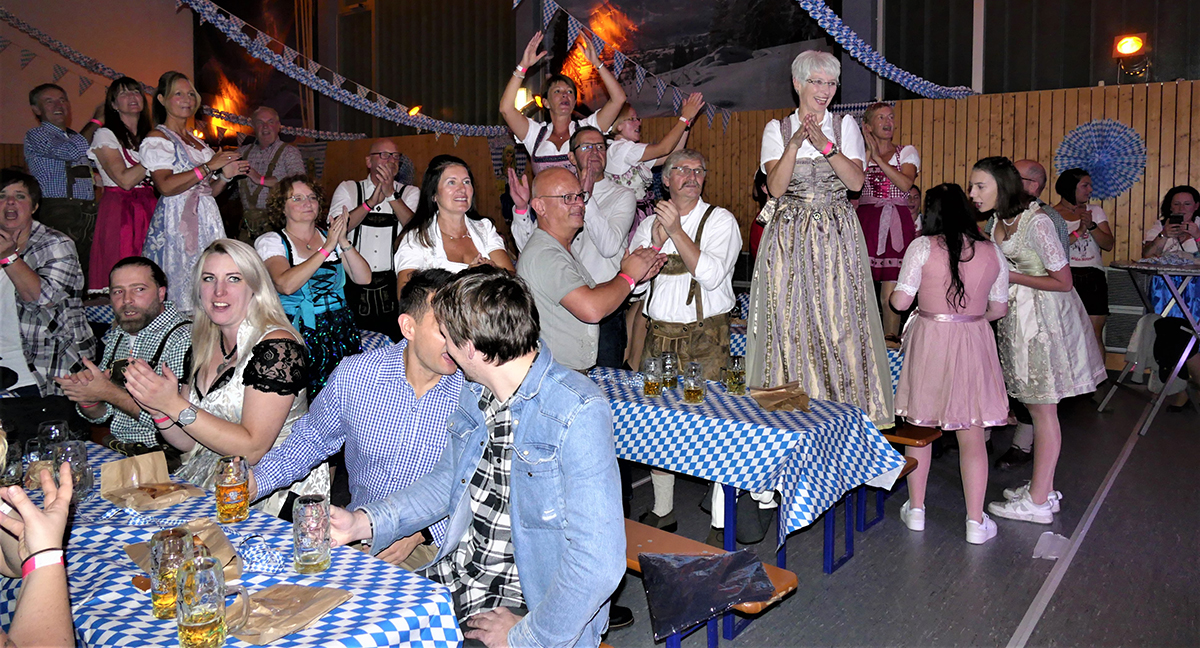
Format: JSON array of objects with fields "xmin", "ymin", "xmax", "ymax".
[
  {"xmin": 24, "ymin": 122, "xmax": 94, "ymax": 200},
  {"xmin": 79, "ymin": 302, "xmax": 191, "ymax": 446},
  {"xmin": 237, "ymin": 140, "xmax": 306, "ymax": 209},
  {"xmin": 254, "ymin": 339, "xmax": 462, "ymax": 545},
  {"xmin": 423, "ymin": 387, "xmax": 524, "ymax": 617},
  {"xmin": 12, "ymin": 221, "xmax": 97, "ymax": 396}
]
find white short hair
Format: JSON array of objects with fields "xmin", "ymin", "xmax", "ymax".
[{"xmin": 791, "ymin": 50, "xmax": 841, "ymax": 85}]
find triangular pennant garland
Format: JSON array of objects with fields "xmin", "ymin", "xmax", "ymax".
[
  {"xmin": 376, "ymin": 94, "xmax": 388, "ymax": 107},
  {"xmin": 331, "ymin": 73, "xmax": 345, "ymax": 89},
  {"xmin": 654, "ymin": 77, "xmax": 667, "ymax": 105},
  {"xmin": 52, "ymin": 64, "xmax": 68, "ymax": 82},
  {"xmin": 589, "ymin": 32, "xmax": 605, "ymax": 55},
  {"xmin": 79, "ymin": 76, "xmax": 94, "ymax": 96},
  {"xmin": 513, "ymin": 0, "xmax": 521, "ymax": 8},
  {"xmin": 705, "ymin": 102, "xmax": 717, "ymax": 127},
  {"xmin": 236, "ymin": 132, "xmax": 247, "ymax": 146},
  {"xmin": 722, "ymin": 109, "xmax": 731, "ymax": 133},
  {"xmin": 541, "ymin": 0, "xmax": 558, "ymax": 30},
  {"xmin": 453, "ymin": 134, "xmax": 461, "ymax": 146},
  {"xmin": 671, "ymin": 87, "xmax": 683, "ymax": 114},
  {"xmin": 19, "ymin": 49, "xmax": 35, "ymax": 69},
  {"xmin": 281, "ymin": 46, "xmax": 298, "ymax": 63},
  {"xmin": 566, "ymin": 15, "xmax": 582, "ymax": 47},
  {"xmin": 0, "ymin": 36, "xmax": 10, "ymax": 54},
  {"xmin": 612, "ymin": 51, "xmax": 626, "ymax": 77},
  {"xmin": 634, "ymin": 65, "xmax": 647, "ymax": 93},
  {"xmin": 254, "ymin": 30, "xmax": 271, "ymax": 48},
  {"xmin": 356, "ymin": 84, "xmax": 369, "ymax": 99},
  {"xmin": 307, "ymin": 59, "xmax": 321, "ymax": 75}
]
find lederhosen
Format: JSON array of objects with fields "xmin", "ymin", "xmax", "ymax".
[
  {"xmin": 237, "ymin": 144, "xmax": 288, "ymax": 243},
  {"xmin": 39, "ymin": 161, "xmax": 98, "ymax": 284},
  {"xmin": 641, "ymin": 205, "xmax": 730, "ymax": 381},
  {"xmin": 344, "ymin": 180, "xmax": 407, "ymax": 341}
]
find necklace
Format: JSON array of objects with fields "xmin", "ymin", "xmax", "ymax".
[
  {"xmin": 1001, "ymin": 214, "xmax": 1020, "ymax": 228},
  {"xmin": 286, "ymin": 228, "xmax": 319, "ymax": 251},
  {"xmin": 441, "ymin": 227, "xmax": 467, "ymax": 241},
  {"xmin": 216, "ymin": 335, "xmax": 238, "ymax": 375}
]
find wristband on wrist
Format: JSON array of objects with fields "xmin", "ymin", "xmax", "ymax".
[
  {"xmin": 650, "ymin": 244, "xmax": 663, "ymax": 252},
  {"xmin": 618, "ymin": 272, "xmax": 636, "ymax": 289},
  {"xmin": 90, "ymin": 118, "xmax": 103, "ymax": 127},
  {"xmin": 78, "ymin": 401, "xmax": 100, "ymax": 409},
  {"xmin": 679, "ymin": 116, "xmax": 692, "ymax": 127},
  {"xmin": 0, "ymin": 253, "xmax": 17, "ymax": 267},
  {"xmin": 258, "ymin": 175, "xmax": 266, "ymax": 186},
  {"xmin": 361, "ymin": 201, "xmax": 373, "ymax": 212},
  {"xmin": 513, "ymin": 67, "xmax": 526, "ymax": 79},
  {"xmin": 513, "ymin": 206, "xmax": 528, "ymax": 216},
  {"xmin": 193, "ymin": 167, "xmax": 205, "ymax": 181},
  {"xmin": 820, "ymin": 141, "xmax": 835, "ymax": 156},
  {"xmin": 317, "ymin": 247, "xmax": 331, "ymax": 259},
  {"xmin": 153, "ymin": 415, "xmax": 171, "ymax": 425},
  {"xmin": 22, "ymin": 549, "xmax": 64, "ymax": 579}
]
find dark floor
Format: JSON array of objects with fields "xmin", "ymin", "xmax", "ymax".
[{"xmin": 604, "ymin": 378, "xmax": 1200, "ymax": 647}]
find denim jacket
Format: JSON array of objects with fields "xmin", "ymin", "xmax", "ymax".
[{"xmin": 359, "ymin": 344, "xmax": 626, "ymax": 647}]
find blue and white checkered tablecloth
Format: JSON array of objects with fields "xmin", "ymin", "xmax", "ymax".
[
  {"xmin": 590, "ymin": 368, "xmax": 905, "ymax": 546},
  {"xmin": 728, "ymin": 325, "xmax": 903, "ymax": 392},
  {"xmin": 84, "ymin": 304, "xmax": 393, "ymax": 354},
  {"xmin": 0, "ymin": 444, "xmax": 460, "ymax": 647}
]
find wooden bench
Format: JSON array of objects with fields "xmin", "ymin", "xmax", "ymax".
[
  {"xmin": 883, "ymin": 421, "xmax": 943, "ymax": 447},
  {"xmin": 624, "ymin": 519, "xmax": 798, "ymax": 646}
]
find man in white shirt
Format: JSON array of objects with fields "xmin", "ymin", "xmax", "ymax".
[
  {"xmin": 328, "ymin": 139, "xmax": 420, "ymax": 340},
  {"xmin": 628, "ymin": 149, "xmax": 749, "ymax": 540},
  {"xmin": 511, "ymin": 126, "xmax": 636, "ymax": 368}
]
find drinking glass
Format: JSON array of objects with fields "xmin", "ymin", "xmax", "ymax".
[
  {"xmin": 682, "ymin": 362, "xmax": 706, "ymax": 404},
  {"xmin": 176, "ymin": 556, "xmax": 249, "ymax": 648},
  {"xmin": 660, "ymin": 352, "xmax": 679, "ymax": 389},
  {"xmin": 0, "ymin": 447, "xmax": 22, "ymax": 487},
  {"xmin": 641, "ymin": 357, "xmax": 663, "ymax": 398},
  {"xmin": 151, "ymin": 528, "xmax": 195, "ymax": 620},
  {"xmin": 37, "ymin": 420, "xmax": 70, "ymax": 444},
  {"xmin": 23, "ymin": 438, "xmax": 54, "ymax": 489},
  {"xmin": 725, "ymin": 356, "xmax": 747, "ymax": 396},
  {"xmin": 53, "ymin": 440, "xmax": 93, "ymax": 501},
  {"xmin": 213, "ymin": 456, "xmax": 249, "ymax": 523},
  {"xmin": 293, "ymin": 494, "xmax": 331, "ymax": 574}
]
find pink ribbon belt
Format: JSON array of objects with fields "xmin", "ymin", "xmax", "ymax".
[
  {"xmin": 918, "ymin": 312, "xmax": 984, "ymax": 323},
  {"xmin": 859, "ymin": 193, "xmax": 909, "ymax": 256}
]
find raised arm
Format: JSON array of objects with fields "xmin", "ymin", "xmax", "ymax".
[
  {"xmin": 500, "ymin": 32, "xmax": 549, "ymax": 142},
  {"xmin": 639, "ymin": 93, "xmax": 705, "ymax": 163},
  {"xmin": 581, "ymin": 40, "xmax": 627, "ymax": 132}
]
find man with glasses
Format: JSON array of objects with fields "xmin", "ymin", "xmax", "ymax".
[
  {"xmin": 629, "ymin": 149, "xmax": 747, "ymax": 541},
  {"xmin": 512, "ymin": 126, "xmax": 637, "ymax": 368},
  {"xmin": 236, "ymin": 107, "xmax": 306, "ymax": 242},
  {"xmin": 329, "ymin": 139, "xmax": 420, "ymax": 341},
  {"xmin": 516, "ymin": 167, "xmax": 663, "ymax": 371}
]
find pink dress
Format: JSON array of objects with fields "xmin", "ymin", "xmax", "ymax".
[
  {"xmin": 893, "ymin": 236, "xmax": 1010, "ymax": 429},
  {"xmin": 856, "ymin": 145, "xmax": 920, "ymax": 282}
]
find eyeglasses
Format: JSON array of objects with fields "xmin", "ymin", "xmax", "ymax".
[
  {"xmin": 534, "ymin": 191, "xmax": 590, "ymax": 204},
  {"xmin": 1019, "ymin": 176, "xmax": 1038, "ymax": 184},
  {"xmin": 574, "ymin": 143, "xmax": 607, "ymax": 153},
  {"xmin": 668, "ymin": 167, "xmax": 707, "ymax": 178},
  {"xmin": 370, "ymin": 152, "xmax": 402, "ymax": 160},
  {"xmin": 805, "ymin": 79, "xmax": 840, "ymax": 89},
  {"xmin": 289, "ymin": 194, "xmax": 319, "ymax": 203}
]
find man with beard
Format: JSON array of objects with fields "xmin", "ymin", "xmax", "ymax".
[{"xmin": 57, "ymin": 256, "xmax": 191, "ymax": 457}]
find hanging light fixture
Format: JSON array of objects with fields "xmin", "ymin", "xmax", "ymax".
[{"xmin": 1112, "ymin": 33, "xmax": 1151, "ymax": 84}]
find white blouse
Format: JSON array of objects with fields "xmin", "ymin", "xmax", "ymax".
[
  {"xmin": 87, "ymin": 128, "xmax": 146, "ymax": 187},
  {"xmin": 760, "ymin": 111, "xmax": 866, "ymax": 172},
  {"xmin": 393, "ymin": 214, "xmax": 506, "ymax": 273}
]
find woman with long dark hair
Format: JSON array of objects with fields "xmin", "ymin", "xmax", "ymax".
[
  {"xmin": 1054, "ymin": 168, "xmax": 1113, "ymax": 357},
  {"xmin": 86, "ymin": 77, "xmax": 156, "ymax": 289},
  {"xmin": 972, "ymin": 157, "xmax": 1105, "ymax": 525},
  {"xmin": 392, "ymin": 155, "xmax": 512, "ymax": 292},
  {"xmin": 890, "ymin": 183, "xmax": 1009, "ymax": 544}
]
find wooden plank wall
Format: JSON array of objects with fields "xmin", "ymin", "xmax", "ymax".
[{"xmin": 892, "ymin": 80, "xmax": 1200, "ymax": 264}]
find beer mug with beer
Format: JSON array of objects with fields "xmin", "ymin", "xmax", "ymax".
[
  {"xmin": 213, "ymin": 456, "xmax": 249, "ymax": 523},
  {"xmin": 150, "ymin": 527, "xmax": 194, "ymax": 620},
  {"xmin": 683, "ymin": 362, "xmax": 706, "ymax": 404},
  {"xmin": 176, "ymin": 556, "xmax": 249, "ymax": 648},
  {"xmin": 293, "ymin": 494, "xmax": 331, "ymax": 574}
]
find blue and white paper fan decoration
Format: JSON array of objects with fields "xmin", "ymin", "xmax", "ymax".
[{"xmin": 1054, "ymin": 119, "xmax": 1146, "ymax": 200}]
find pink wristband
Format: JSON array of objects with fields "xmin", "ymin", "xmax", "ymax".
[
  {"xmin": 153, "ymin": 415, "xmax": 171, "ymax": 425},
  {"xmin": 513, "ymin": 207, "xmax": 528, "ymax": 216},
  {"xmin": 515, "ymin": 64, "xmax": 527, "ymax": 74},
  {"xmin": 22, "ymin": 549, "xmax": 63, "ymax": 579},
  {"xmin": 0, "ymin": 253, "xmax": 17, "ymax": 267},
  {"xmin": 193, "ymin": 167, "xmax": 205, "ymax": 181},
  {"xmin": 650, "ymin": 245, "xmax": 663, "ymax": 252},
  {"xmin": 258, "ymin": 175, "xmax": 266, "ymax": 186},
  {"xmin": 361, "ymin": 201, "xmax": 372, "ymax": 212},
  {"xmin": 90, "ymin": 119, "xmax": 102, "ymax": 126},
  {"xmin": 317, "ymin": 247, "xmax": 331, "ymax": 259},
  {"xmin": 618, "ymin": 272, "xmax": 636, "ymax": 289},
  {"xmin": 820, "ymin": 141, "xmax": 834, "ymax": 156}
]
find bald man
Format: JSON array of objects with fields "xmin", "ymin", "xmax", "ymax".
[
  {"xmin": 328, "ymin": 139, "xmax": 420, "ymax": 340},
  {"xmin": 1012, "ymin": 159, "xmax": 1069, "ymax": 251},
  {"xmin": 237, "ymin": 106, "xmax": 306, "ymax": 241}
]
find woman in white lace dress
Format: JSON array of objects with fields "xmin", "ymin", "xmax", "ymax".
[
  {"xmin": 125, "ymin": 239, "xmax": 327, "ymax": 518},
  {"xmin": 140, "ymin": 71, "xmax": 249, "ymax": 312},
  {"xmin": 970, "ymin": 157, "xmax": 1104, "ymax": 526}
]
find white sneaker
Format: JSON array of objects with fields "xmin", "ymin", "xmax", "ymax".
[
  {"xmin": 1002, "ymin": 483, "xmax": 1062, "ymax": 513},
  {"xmin": 899, "ymin": 500, "xmax": 925, "ymax": 531},
  {"xmin": 965, "ymin": 514, "xmax": 998, "ymax": 544},
  {"xmin": 988, "ymin": 492, "xmax": 1054, "ymax": 524}
]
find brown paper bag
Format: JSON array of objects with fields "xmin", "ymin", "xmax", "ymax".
[
  {"xmin": 124, "ymin": 518, "xmax": 243, "ymax": 582},
  {"xmin": 228, "ymin": 584, "xmax": 353, "ymax": 645},
  {"xmin": 100, "ymin": 452, "xmax": 205, "ymax": 511},
  {"xmin": 750, "ymin": 382, "xmax": 811, "ymax": 412}
]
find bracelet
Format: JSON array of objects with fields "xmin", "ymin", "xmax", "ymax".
[
  {"xmin": 820, "ymin": 141, "xmax": 835, "ymax": 156},
  {"xmin": 0, "ymin": 253, "xmax": 17, "ymax": 267},
  {"xmin": 618, "ymin": 272, "xmax": 636, "ymax": 289},
  {"xmin": 201, "ymin": 163, "xmax": 212, "ymax": 177},
  {"xmin": 513, "ymin": 207, "xmax": 528, "ymax": 216},
  {"xmin": 361, "ymin": 201, "xmax": 373, "ymax": 212},
  {"xmin": 515, "ymin": 64, "xmax": 527, "ymax": 74},
  {"xmin": 21, "ymin": 548, "xmax": 64, "ymax": 579},
  {"xmin": 193, "ymin": 167, "xmax": 205, "ymax": 181},
  {"xmin": 679, "ymin": 116, "xmax": 691, "ymax": 127},
  {"xmin": 258, "ymin": 175, "xmax": 266, "ymax": 186},
  {"xmin": 317, "ymin": 247, "xmax": 331, "ymax": 259},
  {"xmin": 650, "ymin": 244, "xmax": 663, "ymax": 252},
  {"xmin": 153, "ymin": 415, "xmax": 171, "ymax": 425},
  {"xmin": 90, "ymin": 118, "xmax": 102, "ymax": 126},
  {"xmin": 513, "ymin": 68, "xmax": 526, "ymax": 79},
  {"xmin": 78, "ymin": 401, "xmax": 100, "ymax": 409}
]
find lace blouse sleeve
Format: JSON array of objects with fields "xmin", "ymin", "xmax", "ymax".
[
  {"xmin": 1031, "ymin": 212, "xmax": 1069, "ymax": 272},
  {"xmin": 988, "ymin": 243, "xmax": 1011, "ymax": 302},
  {"xmin": 894, "ymin": 236, "xmax": 930, "ymax": 296},
  {"xmin": 243, "ymin": 338, "xmax": 308, "ymax": 396}
]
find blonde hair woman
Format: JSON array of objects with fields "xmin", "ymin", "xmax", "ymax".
[{"xmin": 124, "ymin": 239, "xmax": 328, "ymax": 517}]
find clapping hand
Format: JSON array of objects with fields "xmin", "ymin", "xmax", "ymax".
[
  {"xmin": 654, "ymin": 200, "xmax": 683, "ymax": 237},
  {"xmin": 506, "ymin": 168, "xmax": 530, "ymax": 211},
  {"xmin": 802, "ymin": 113, "xmax": 830, "ymax": 152},
  {"xmin": 328, "ymin": 207, "xmax": 350, "ymax": 248},
  {"xmin": 123, "ymin": 359, "xmax": 181, "ymax": 417},
  {"xmin": 54, "ymin": 357, "xmax": 116, "ymax": 405}
]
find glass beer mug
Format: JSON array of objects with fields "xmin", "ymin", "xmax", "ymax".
[
  {"xmin": 660, "ymin": 351, "xmax": 679, "ymax": 389},
  {"xmin": 293, "ymin": 494, "xmax": 332, "ymax": 574},
  {"xmin": 641, "ymin": 357, "xmax": 663, "ymax": 398},
  {"xmin": 682, "ymin": 362, "xmax": 706, "ymax": 404},
  {"xmin": 151, "ymin": 527, "xmax": 195, "ymax": 620},
  {"xmin": 176, "ymin": 556, "xmax": 250, "ymax": 648},
  {"xmin": 725, "ymin": 355, "xmax": 747, "ymax": 396},
  {"xmin": 214, "ymin": 456, "xmax": 249, "ymax": 523}
]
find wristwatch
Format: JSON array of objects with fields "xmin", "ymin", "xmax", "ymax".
[
  {"xmin": 177, "ymin": 404, "xmax": 199, "ymax": 427},
  {"xmin": 1087, "ymin": 222, "xmax": 1098, "ymax": 231}
]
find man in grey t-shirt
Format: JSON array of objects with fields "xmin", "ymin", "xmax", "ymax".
[{"xmin": 516, "ymin": 168, "xmax": 663, "ymax": 371}]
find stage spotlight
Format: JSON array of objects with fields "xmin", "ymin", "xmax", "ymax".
[
  {"xmin": 1113, "ymin": 33, "xmax": 1148, "ymax": 58},
  {"xmin": 408, "ymin": 105, "xmax": 422, "ymax": 116}
]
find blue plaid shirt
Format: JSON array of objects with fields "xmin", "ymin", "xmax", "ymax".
[
  {"xmin": 253, "ymin": 339, "xmax": 462, "ymax": 545},
  {"xmin": 23, "ymin": 122, "xmax": 94, "ymax": 200}
]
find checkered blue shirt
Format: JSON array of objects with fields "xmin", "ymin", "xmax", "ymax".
[
  {"xmin": 23, "ymin": 122, "xmax": 94, "ymax": 200},
  {"xmin": 253, "ymin": 339, "xmax": 462, "ymax": 545}
]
